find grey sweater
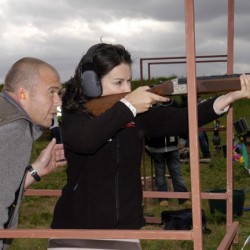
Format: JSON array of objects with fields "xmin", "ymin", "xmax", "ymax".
[{"xmin": 0, "ymin": 92, "xmax": 42, "ymax": 249}]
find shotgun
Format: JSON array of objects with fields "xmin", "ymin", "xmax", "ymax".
[{"xmin": 86, "ymin": 74, "xmax": 244, "ymax": 116}]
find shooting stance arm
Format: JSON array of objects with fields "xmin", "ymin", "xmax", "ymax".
[{"xmin": 86, "ymin": 74, "xmax": 242, "ymax": 116}]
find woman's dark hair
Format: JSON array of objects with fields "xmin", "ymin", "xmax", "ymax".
[{"xmin": 62, "ymin": 43, "xmax": 132, "ymax": 113}]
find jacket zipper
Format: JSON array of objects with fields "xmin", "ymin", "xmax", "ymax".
[{"xmin": 115, "ymin": 137, "xmax": 120, "ymax": 228}]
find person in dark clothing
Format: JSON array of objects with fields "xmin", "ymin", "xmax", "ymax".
[
  {"xmin": 49, "ymin": 43, "xmax": 250, "ymax": 250},
  {"xmin": 146, "ymin": 135, "xmax": 191, "ymax": 207},
  {"xmin": 145, "ymin": 100, "xmax": 191, "ymax": 207},
  {"xmin": 180, "ymin": 95, "xmax": 212, "ymax": 159},
  {"xmin": 197, "ymin": 96, "xmax": 211, "ymax": 158},
  {"xmin": 199, "ymin": 130, "xmax": 211, "ymax": 158}
]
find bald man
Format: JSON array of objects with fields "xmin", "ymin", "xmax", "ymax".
[{"xmin": 0, "ymin": 57, "xmax": 67, "ymax": 249}]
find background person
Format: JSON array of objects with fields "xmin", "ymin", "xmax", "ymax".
[
  {"xmin": 145, "ymin": 134, "xmax": 191, "ymax": 208},
  {"xmin": 49, "ymin": 42, "xmax": 250, "ymax": 250},
  {"xmin": 180, "ymin": 95, "xmax": 212, "ymax": 159},
  {"xmin": 145, "ymin": 99, "xmax": 191, "ymax": 208},
  {"xmin": 198, "ymin": 130, "xmax": 211, "ymax": 158},
  {"xmin": 0, "ymin": 57, "xmax": 66, "ymax": 250}
]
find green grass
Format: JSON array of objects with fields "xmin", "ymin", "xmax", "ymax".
[
  {"xmin": 8, "ymin": 95, "xmax": 250, "ymax": 250},
  {"xmin": 141, "ymin": 152, "xmax": 250, "ymax": 249}
]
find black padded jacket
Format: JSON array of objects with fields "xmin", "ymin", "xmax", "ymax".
[{"xmin": 51, "ymin": 97, "xmax": 220, "ymax": 229}]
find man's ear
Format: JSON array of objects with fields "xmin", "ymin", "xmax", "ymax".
[{"xmin": 17, "ymin": 88, "xmax": 28, "ymax": 106}]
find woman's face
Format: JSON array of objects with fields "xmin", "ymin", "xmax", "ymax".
[{"xmin": 101, "ymin": 63, "xmax": 132, "ymax": 96}]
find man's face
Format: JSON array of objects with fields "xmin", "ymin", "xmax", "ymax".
[
  {"xmin": 101, "ymin": 63, "xmax": 132, "ymax": 96},
  {"xmin": 25, "ymin": 67, "xmax": 62, "ymax": 128}
]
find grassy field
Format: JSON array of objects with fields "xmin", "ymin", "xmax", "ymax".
[{"xmin": 8, "ymin": 96, "xmax": 250, "ymax": 249}]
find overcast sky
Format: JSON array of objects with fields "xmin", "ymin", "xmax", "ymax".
[{"xmin": 0, "ymin": 0, "xmax": 249, "ymax": 83}]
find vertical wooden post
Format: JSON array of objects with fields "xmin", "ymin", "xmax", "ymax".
[
  {"xmin": 184, "ymin": 0, "xmax": 203, "ymax": 249},
  {"xmin": 226, "ymin": 0, "xmax": 235, "ymax": 245}
]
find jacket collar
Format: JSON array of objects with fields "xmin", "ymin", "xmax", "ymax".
[{"xmin": 0, "ymin": 91, "xmax": 42, "ymax": 140}]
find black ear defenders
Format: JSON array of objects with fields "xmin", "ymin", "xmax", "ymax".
[{"xmin": 80, "ymin": 43, "xmax": 104, "ymax": 97}]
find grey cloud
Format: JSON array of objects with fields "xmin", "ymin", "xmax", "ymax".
[{"xmin": 0, "ymin": 0, "xmax": 249, "ymax": 83}]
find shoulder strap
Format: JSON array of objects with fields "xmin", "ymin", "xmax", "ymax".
[{"xmin": 4, "ymin": 168, "xmax": 27, "ymax": 229}]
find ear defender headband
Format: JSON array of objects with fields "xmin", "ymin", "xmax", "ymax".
[{"xmin": 80, "ymin": 43, "xmax": 104, "ymax": 97}]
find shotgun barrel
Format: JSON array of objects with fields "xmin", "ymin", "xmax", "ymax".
[{"xmin": 86, "ymin": 74, "xmax": 243, "ymax": 116}]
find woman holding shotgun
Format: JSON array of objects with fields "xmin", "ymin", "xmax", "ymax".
[{"xmin": 49, "ymin": 43, "xmax": 250, "ymax": 250}]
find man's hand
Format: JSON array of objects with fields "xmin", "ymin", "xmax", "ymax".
[{"xmin": 25, "ymin": 138, "xmax": 67, "ymax": 187}]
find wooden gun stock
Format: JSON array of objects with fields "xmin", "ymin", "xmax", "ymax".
[{"xmin": 86, "ymin": 74, "xmax": 243, "ymax": 116}]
